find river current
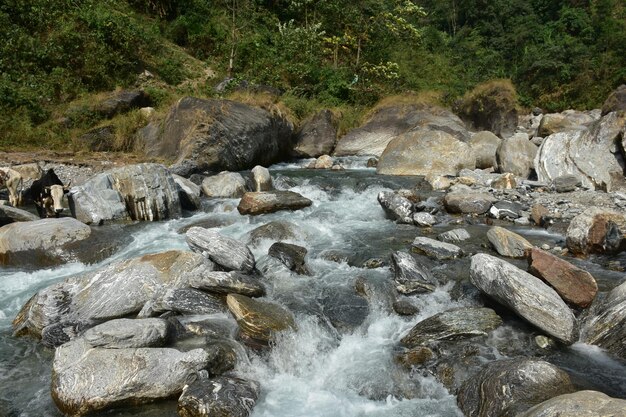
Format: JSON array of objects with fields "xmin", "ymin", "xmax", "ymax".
[{"xmin": 1, "ymin": 158, "xmax": 625, "ymax": 416}]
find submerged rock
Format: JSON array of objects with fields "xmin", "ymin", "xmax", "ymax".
[
  {"xmin": 319, "ymin": 287, "xmax": 369, "ymax": 332},
  {"xmin": 237, "ymin": 191, "xmax": 312, "ymax": 215},
  {"xmin": 581, "ymin": 280, "xmax": 626, "ymax": 360},
  {"xmin": 226, "ymin": 294, "xmax": 296, "ymax": 345},
  {"xmin": 268, "ymin": 242, "xmax": 310, "ymax": 275},
  {"xmin": 412, "ymin": 237, "xmax": 463, "ymax": 260},
  {"xmin": 178, "ymin": 375, "xmax": 260, "ymax": 417},
  {"xmin": 246, "ymin": 221, "xmax": 302, "ymax": 246},
  {"xmin": 83, "ymin": 318, "xmax": 170, "ymax": 349},
  {"xmin": 566, "ymin": 207, "xmax": 626, "ymax": 255},
  {"xmin": 469, "ymin": 254, "xmax": 578, "ymax": 344},
  {"xmin": 186, "ymin": 227, "xmax": 255, "ymax": 272},
  {"xmin": 486, "ymin": 226, "xmax": 532, "ymax": 258},
  {"xmin": 457, "ymin": 358, "xmax": 574, "ymax": 417},
  {"xmin": 391, "ymin": 251, "xmax": 436, "ymax": 294},
  {"xmin": 202, "ymin": 172, "xmax": 247, "ymax": 198},
  {"xmin": 519, "ymin": 390, "xmax": 626, "ymax": 417}
]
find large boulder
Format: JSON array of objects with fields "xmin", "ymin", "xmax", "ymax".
[
  {"xmin": 602, "ymin": 84, "xmax": 626, "ymax": 115},
  {"xmin": 469, "ymin": 254, "xmax": 578, "ymax": 344},
  {"xmin": 457, "ymin": 358, "xmax": 574, "ymax": 417},
  {"xmin": 0, "ymin": 218, "xmax": 91, "ymax": 266},
  {"xmin": 12, "ymin": 250, "xmax": 215, "ymax": 338},
  {"xmin": 376, "ymin": 130, "xmax": 476, "ymax": 176},
  {"xmin": 486, "ymin": 226, "xmax": 532, "ymax": 258},
  {"xmin": 202, "ymin": 172, "xmax": 247, "ymax": 198},
  {"xmin": 391, "ymin": 251, "xmax": 437, "ymax": 294},
  {"xmin": 534, "ymin": 111, "xmax": 626, "ymax": 191},
  {"xmin": 293, "ymin": 109, "xmax": 337, "ymax": 158},
  {"xmin": 0, "ymin": 205, "xmax": 41, "ymax": 225},
  {"xmin": 178, "ymin": 375, "xmax": 260, "ymax": 417},
  {"xmin": 538, "ymin": 110, "xmax": 598, "ymax": 137},
  {"xmin": 333, "ymin": 104, "xmax": 469, "ymax": 157},
  {"xmin": 496, "ymin": 133, "xmax": 538, "ymax": 178},
  {"xmin": 566, "ymin": 207, "xmax": 626, "ymax": 255},
  {"xmin": 144, "ymin": 97, "xmax": 294, "ymax": 174},
  {"xmin": 226, "ymin": 294, "xmax": 296, "ymax": 345},
  {"xmin": 528, "ymin": 248, "xmax": 597, "ymax": 308},
  {"xmin": 456, "ymin": 80, "xmax": 518, "ymax": 138},
  {"xmin": 51, "ymin": 339, "xmax": 208, "ymax": 416},
  {"xmin": 519, "ymin": 390, "xmax": 626, "ymax": 417},
  {"xmin": 581, "ymin": 280, "xmax": 626, "ymax": 360},
  {"xmin": 469, "ymin": 131, "xmax": 502, "ymax": 169},
  {"xmin": 237, "ymin": 191, "xmax": 312, "ymax": 215},
  {"xmin": 186, "ymin": 227, "xmax": 255, "ymax": 272},
  {"xmin": 173, "ymin": 174, "xmax": 202, "ymax": 210},
  {"xmin": 69, "ymin": 163, "xmax": 182, "ymax": 223}
]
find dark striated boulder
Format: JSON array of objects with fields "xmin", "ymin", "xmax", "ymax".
[
  {"xmin": 237, "ymin": 191, "xmax": 312, "ymax": 215},
  {"xmin": 190, "ymin": 271, "xmax": 265, "ymax": 298},
  {"xmin": 390, "ymin": 251, "xmax": 436, "ymax": 294},
  {"xmin": 178, "ymin": 375, "xmax": 260, "ymax": 417},
  {"xmin": 581, "ymin": 280, "xmax": 626, "ymax": 360},
  {"xmin": 293, "ymin": 109, "xmax": 337, "ymax": 158},
  {"xmin": 186, "ymin": 227, "xmax": 255, "ymax": 272},
  {"xmin": 268, "ymin": 242, "xmax": 310, "ymax": 275}
]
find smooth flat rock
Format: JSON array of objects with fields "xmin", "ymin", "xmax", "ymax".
[
  {"xmin": 186, "ymin": 227, "xmax": 255, "ymax": 272},
  {"xmin": 391, "ymin": 251, "xmax": 436, "ymax": 294},
  {"xmin": 519, "ymin": 390, "xmax": 626, "ymax": 417},
  {"xmin": 0, "ymin": 205, "xmax": 39, "ymax": 225},
  {"xmin": 552, "ymin": 174, "xmax": 580, "ymax": 193},
  {"xmin": 178, "ymin": 375, "xmax": 260, "ymax": 417},
  {"xmin": 202, "ymin": 172, "xmax": 247, "ymax": 198},
  {"xmin": 444, "ymin": 192, "xmax": 496, "ymax": 214},
  {"xmin": 412, "ymin": 237, "xmax": 462, "ymax": 260},
  {"xmin": 226, "ymin": 294, "xmax": 296, "ymax": 345},
  {"xmin": 469, "ymin": 254, "xmax": 578, "ymax": 344},
  {"xmin": 581, "ymin": 280, "xmax": 626, "ymax": 360},
  {"xmin": 190, "ymin": 271, "xmax": 265, "ymax": 297},
  {"xmin": 237, "ymin": 191, "xmax": 312, "ymax": 215},
  {"xmin": 566, "ymin": 207, "xmax": 626, "ymax": 255},
  {"xmin": 528, "ymin": 247, "xmax": 597, "ymax": 308},
  {"xmin": 83, "ymin": 318, "xmax": 170, "ymax": 348},
  {"xmin": 400, "ymin": 307, "xmax": 502, "ymax": 348},
  {"xmin": 377, "ymin": 191, "xmax": 414, "ymax": 224},
  {"xmin": 487, "ymin": 226, "xmax": 532, "ymax": 258}
]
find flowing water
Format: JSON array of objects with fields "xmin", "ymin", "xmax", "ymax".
[{"xmin": 1, "ymin": 158, "xmax": 625, "ymax": 416}]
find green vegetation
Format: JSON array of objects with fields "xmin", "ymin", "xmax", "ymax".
[{"xmin": 1, "ymin": 0, "xmax": 624, "ymax": 151}]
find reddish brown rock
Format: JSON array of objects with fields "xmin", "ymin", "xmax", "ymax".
[
  {"xmin": 566, "ymin": 207, "xmax": 626, "ymax": 255},
  {"xmin": 528, "ymin": 248, "xmax": 598, "ymax": 308}
]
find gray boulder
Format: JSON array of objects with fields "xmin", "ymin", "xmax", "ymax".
[
  {"xmin": 83, "ymin": 318, "xmax": 170, "ymax": 348},
  {"xmin": 293, "ymin": 109, "xmax": 337, "ymax": 158},
  {"xmin": 268, "ymin": 242, "xmax": 310, "ymax": 275},
  {"xmin": 190, "ymin": 271, "xmax": 265, "ymax": 297},
  {"xmin": 178, "ymin": 375, "xmax": 260, "ymax": 417},
  {"xmin": 391, "ymin": 251, "xmax": 436, "ymax": 294},
  {"xmin": 581, "ymin": 279, "xmax": 626, "ymax": 359},
  {"xmin": 186, "ymin": 227, "xmax": 255, "ymax": 272},
  {"xmin": 237, "ymin": 191, "xmax": 312, "ymax": 215},
  {"xmin": 376, "ymin": 130, "xmax": 476, "ymax": 176},
  {"xmin": 249, "ymin": 166, "xmax": 272, "ymax": 192},
  {"xmin": 469, "ymin": 131, "xmax": 502, "ymax": 169},
  {"xmin": 51, "ymin": 339, "xmax": 208, "ymax": 416},
  {"xmin": 566, "ymin": 207, "xmax": 626, "ymax": 255},
  {"xmin": 202, "ymin": 172, "xmax": 247, "ymax": 198},
  {"xmin": 173, "ymin": 174, "xmax": 202, "ymax": 210},
  {"xmin": 487, "ymin": 226, "xmax": 533, "ymax": 258},
  {"xmin": 552, "ymin": 174, "xmax": 581, "ymax": 193},
  {"xmin": 413, "ymin": 212, "xmax": 438, "ymax": 227},
  {"xmin": 412, "ymin": 237, "xmax": 463, "ymax": 260},
  {"xmin": 144, "ymin": 97, "xmax": 294, "ymax": 174},
  {"xmin": 0, "ymin": 204, "xmax": 38, "ymax": 225},
  {"xmin": 496, "ymin": 133, "xmax": 538, "ymax": 178},
  {"xmin": 246, "ymin": 221, "xmax": 302, "ymax": 246},
  {"xmin": 537, "ymin": 110, "xmax": 598, "ymax": 137},
  {"xmin": 519, "ymin": 390, "xmax": 626, "ymax": 417},
  {"xmin": 469, "ymin": 254, "xmax": 578, "ymax": 344},
  {"xmin": 457, "ymin": 358, "xmax": 574, "ymax": 417},
  {"xmin": 139, "ymin": 288, "xmax": 226, "ymax": 317},
  {"xmin": 377, "ymin": 191, "xmax": 414, "ymax": 224},
  {"xmin": 68, "ymin": 173, "xmax": 130, "ymax": 225},
  {"xmin": 444, "ymin": 192, "xmax": 496, "ymax": 214},
  {"xmin": 95, "ymin": 89, "xmax": 151, "ymax": 118}
]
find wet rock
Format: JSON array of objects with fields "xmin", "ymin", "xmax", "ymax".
[
  {"xmin": 95, "ymin": 90, "xmax": 150, "ymax": 118},
  {"xmin": 202, "ymin": 172, "xmax": 247, "ymax": 198},
  {"xmin": 51, "ymin": 339, "xmax": 208, "ymax": 416},
  {"xmin": 496, "ymin": 133, "xmax": 538, "ymax": 178},
  {"xmin": 319, "ymin": 287, "xmax": 369, "ymax": 332},
  {"xmin": 147, "ymin": 97, "xmax": 293, "ymax": 174},
  {"xmin": 249, "ymin": 166, "xmax": 272, "ymax": 192},
  {"xmin": 391, "ymin": 251, "xmax": 436, "ymax": 294},
  {"xmin": 528, "ymin": 247, "xmax": 597, "ymax": 308},
  {"xmin": 367, "ymin": 158, "xmax": 378, "ymax": 168},
  {"xmin": 443, "ymin": 192, "xmax": 495, "ymax": 214},
  {"xmin": 0, "ymin": 218, "xmax": 91, "ymax": 267},
  {"xmin": 173, "ymin": 174, "xmax": 202, "ymax": 210},
  {"xmin": 552, "ymin": 174, "xmax": 580, "ymax": 193},
  {"xmin": 400, "ymin": 307, "xmax": 502, "ymax": 348},
  {"xmin": 438, "ymin": 228, "xmax": 471, "ymax": 243},
  {"xmin": 489, "ymin": 201, "xmax": 524, "ymax": 220},
  {"xmin": 313, "ymin": 154, "xmax": 333, "ymax": 169},
  {"xmin": 487, "ymin": 226, "xmax": 532, "ymax": 258},
  {"xmin": 68, "ymin": 173, "xmax": 130, "ymax": 225},
  {"xmin": 377, "ymin": 191, "xmax": 414, "ymax": 224},
  {"xmin": 186, "ymin": 227, "xmax": 255, "ymax": 272},
  {"xmin": 396, "ymin": 346, "xmax": 434, "ymax": 368},
  {"xmin": 13, "ymin": 250, "xmax": 215, "ymax": 338},
  {"xmin": 581, "ymin": 280, "xmax": 626, "ymax": 359},
  {"xmin": 457, "ymin": 358, "xmax": 575, "ymax": 417},
  {"xmin": 293, "ymin": 109, "xmax": 337, "ymax": 158},
  {"xmin": 412, "ymin": 237, "xmax": 463, "ymax": 260},
  {"xmin": 237, "ymin": 191, "xmax": 312, "ymax": 215},
  {"xmin": 519, "ymin": 390, "xmax": 626, "ymax": 417},
  {"xmin": 469, "ymin": 131, "xmax": 502, "ymax": 170},
  {"xmin": 268, "ymin": 242, "xmax": 310, "ymax": 275},
  {"xmin": 566, "ymin": 207, "xmax": 626, "ymax": 255},
  {"xmin": 139, "ymin": 288, "xmax": 226, "ymax": 317},
  {"xmin": 83, "ymin": 318, "xmax": 170, "ymax": 348},
  {"xmin": 190, "ymin": 271, "xmax": 265, "ymax": 298},
  {"xmin": 392, "ymin": 299, "xmax": 421, "ymax": 316},
  {"xmin": 178, "ymin": 375, "xmax": 260, "ymax": 417},
  {"xmin": 376, "ymin": 130, "xmax": 476, "ymax": 176},
  {"xmin": 413, "ymin": 212, "xmax": 437, "ymax": 227},
  {"xmin": 355, "ymin": 275, "xmax": 396, "ymax": 312},
  {"xmin": 469, "ymin": 254, "xmax": 578, "ymax": 344},
  {"xmin": 537, "ymin": 110, "xmax": 597, "ymax": 137},
  {"xmin": 490, "ymin": 172, "xmax": 517, "ymax": 189},
  {"xmin": 226, "ymin": 294, "xmax": 296, "ymax": 345},
  {"xmin": 246, "ymin": 221, "xmax": 301, "ymax": 246}
]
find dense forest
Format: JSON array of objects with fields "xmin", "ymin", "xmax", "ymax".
[{"xmin": 1, "ymin": 0, "xmax": 624, "ymax": 149}]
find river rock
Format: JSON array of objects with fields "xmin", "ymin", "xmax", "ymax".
[
  {"xmin": 376, "ymin": 130, "xmax": 476, "ymax": 176},
  {"xmin": 145, "ymin": 97, "xmax": 293, "ymax": 174},
  {"xmin": 246, "ymin": 221, "xmax": 301, "ymax": 246},
  {"xmin": 552, "ymin": 174, "xmax": 580, "ymax": 193},
  {"xmin": 0, "ymin": 205, "xmax": 43, "ymax": 225},
  {"xmin": 490, "ymin": 172, "xmax": 517, "ymax": 189},
  {"xmin": 391, "ymin": 251, "xmax": 436, "ymax": 294},
  {"xmin": 566, "ymin": 207, "xmax": 626, "ymax": 255},
  {"xmin": 581, "ymin": 280, "xmax": 626, "ymax": 359},
  {"xmin": 377, "ymin": 191, "xmax": 414, "ymax": 224},
  {"xmin": 173, "ymin": 174, "xmax": 202, "ymax": 210},
  {"xmin": 537, "ymin": 110, "xmax": 597, "ymax": 137},
  {"xmin": 202, "ymin": 172, "xmax": 247, "ymax": 198},
  {"xmin": 469, "ymin": 131, "xmax": 502, "ymax": 169},
  {"xmin": 534, "ymin": 111, "xmax": 626, "ymax": 191},
  {"xmin": 602, "ymin": 84, "xmax": 626, "ymax": 115},
  {"xmin": 313, "ymin": 155, "xmax": 333, "ymax": 169},
  {"xmin": 438, "ymin": 228, "xmax": 471, "ymax": 243},
  {"xmin": 186, "ymin": 227, "xmax": 255, "ymax": 272},
  {"xmin": 400, "ymin": 307, "xmax": 502, "ymax": 348},
  {"xmin": 68, "ymin": 173, "xmax": 130, "ymax": 225},
  {"xmin": 249, "ymin": 166, "xmax": 272, "ymax": 192},
  {"xmin": 178, "ymin": 375, "xmax": 260, "ymax": 417},
  {"xmin": 0, "ymin": 218, "xmax": 91, "ymax": 266},
  {"xmin": 83, "ymin": 318, "xmax": 170, "ymax": 348},
  {"xmin": 528, "ymin": 247, "xmax": 597, "ymax": 308},
  {"xmin": 519, "ymin": 390, "xmax": 626, "ymax": 417},
  {"xmin": 469, "ymin": 254, "xmax": 578, "ymax": 344},
  {"xmin": 293, "ymin": 109, "xmax": 337, "ymax": 158},
  {"xmin": 413, "ymin": 212, "xmax": 437, "ymax": 227},
  {"xmin": 487, "ymin": 226, "xmax": 532, "ymax": 258},
  {"xmin": 226, "ymin": 294, "xmax": 296, "ymax": 345},
  {"xmin": 237, "ymin": 191, "xmax": 312, "ymax": 215},
  {"xmin": 139, "ymin": 288, "xmax": 226, "ymax": 317},
  {"xmin": 190, "ymin": 271, "xmax": 265, "ymax": 297},
  {"xmin": 443, "ymin": 192, "xmax": 495, "ymax": 214},
  {"xmin": 319, "ymin": 287, "xmax": 369, "ymax": 332},
  {"xmin": 412, "ymin": 237, "xmax": 462, "ymax": 260},
  {"xmin": 51, "ymin": 339, "xmax": 209, "ymax": 416},
  {"xmin": 268, "ymin": 242, "xmax": 310, "ymax": 275},
  {"xmin": 496, "ymin": 133, "xmax": 537, "ymax": 178},
  {"xmin": 13, "ymin": 250, "xmax": 215, "ymax": 338},
  {"xmin": 333, "ymin": 104, "xmax": 469, "ymax": 157},
  {"xmin": 457, "ymin": 358, "xmax": 575, "ymax": 417},
  {"xmin": 456, "ymin": 81, "xmax": 518, "ymax": 138}
]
